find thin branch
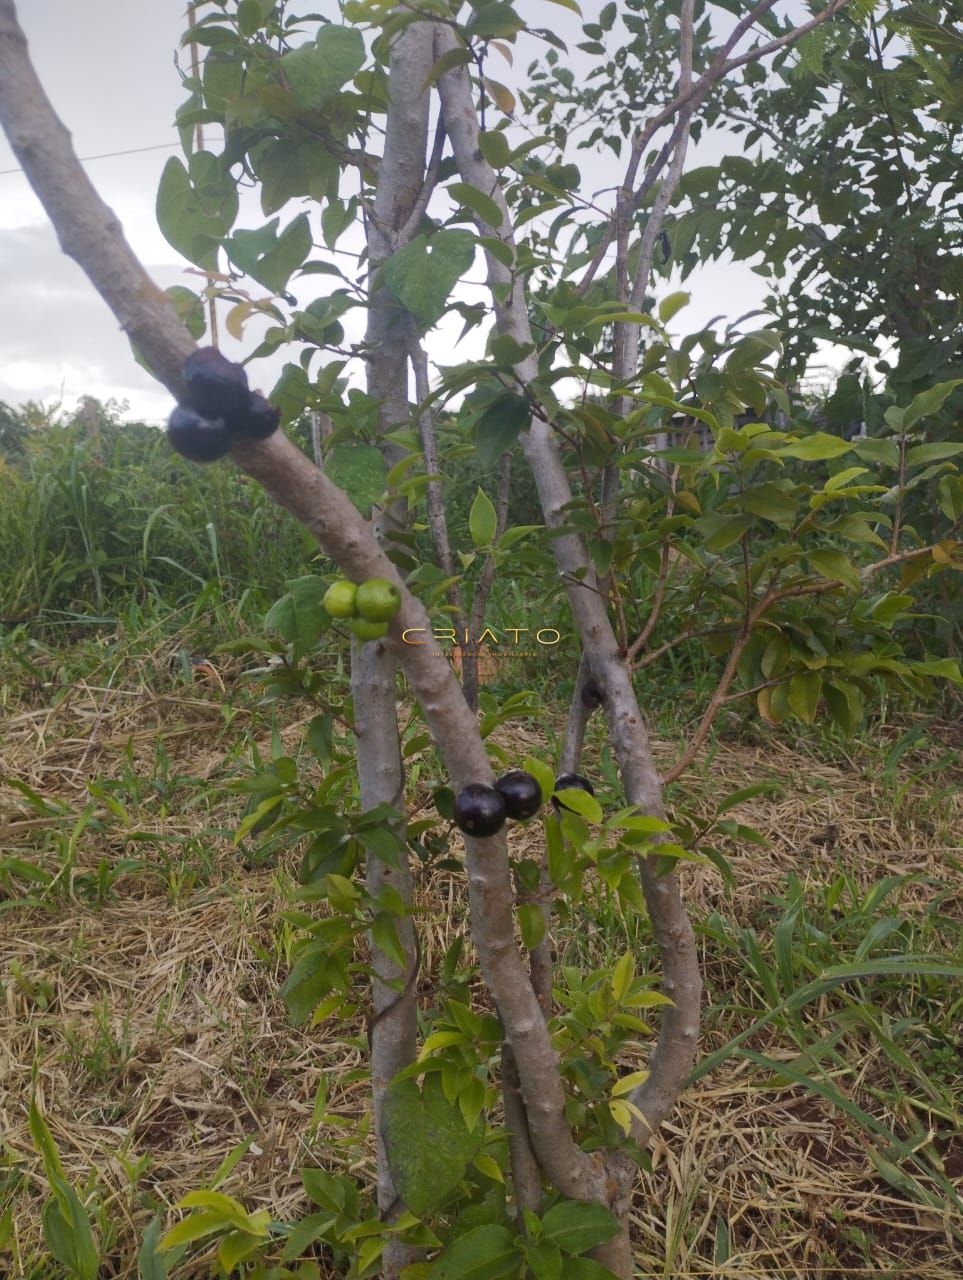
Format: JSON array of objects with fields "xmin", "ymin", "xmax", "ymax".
[
  {"xmin": 720, "ymin": 0, "xmax": 852, "ymax": 76},
  {"xmin": 632, "ymin": 624, "xmax": 736, "ymax": 671},
  {"xmin": 406, "ymin": 325, "xmax": 463, "ymax": 593},
  {"xmin": 399, "ymin": 113, "xmax": 446, "ymax": 244},
  {"xmin": 501, "ymin": 1045, "xmax": 544, "ymax": 1219},
  {"xmin": 628, "ymin": 104, "xmax": 693, "ymax": 311},
  {"xmin": 626, "ymin": 466, "xmax": 681, "ymax": 661},
  {"xmin": 463, "ymin": 450, "xmax": 513, "ymax": 711}
]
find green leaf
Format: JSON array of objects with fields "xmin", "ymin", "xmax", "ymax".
[
  {"xmin": 523, "ymin": 756, "xmax": 556, "ymax": 805},
  {"xmin": 226, "ymin": 213, "xmax": 312, "ymax": 292},
  {"xmin": 479, "ymin": 131, "xmax": 512, "ymax": 168},
  {"xmin": 741, "ymin": 483, "xmax": 798, "ymax": 529},
  {"xmin": 905, "ymin": 442, "xmax": 963, "ymax": 468},
  {"xmin": 518, "ymin": 903, "xmax": 546, "ymax": 950},
  {"xmin": 469, "ymin": 488, "xmax": 498, "ymax": 547},
  {"xmin": 474, "ymin": 393, "xmax": 530, "ymax": 468},
  {"xmin": 211, "ymin": 1138, "xmax": 256, "ymax": 1191},
  {"xmin": 384, "ymin": 231, "xmax": 476, "ymax": 329},
  {"xmin": 424, "ymin": 45, "xmax": 473, "ymax": 87},
  {"xmin": 610, "ymin": 951, "xmax": 634, "ymax": 1002},
  {"xmin": 901, "ymin": 378, "xmax": 963, "ymax": 430},
  {"xmin": 910, "ymin": 658, "xmax": 963, "ymax": 685},
  {"xmin": 787, "ymin": 670, "xmax": 821, "ymax": 724},
  {"xmin": 265, "ymin": 575, "xmax": 330, "ymax": 659},
  {"xmin": 160, "ymin": 1210, "xmax": 233, "ymax": 1250},
  {"xmin": 724, "ymin": 330, "xmax": 782, "ymax": 372},
  {"xmin": 936, "ymin": 475, "xmax": 963, "ymax": 520},
  {"xmin": 41, "ymin": 1194, "xmax": 99, "ymax": 1280},
  {"xmin": 694, "ymin": 513, "xmax": 752, "ymax": 551},
  {"xmin": 540, "ymin": 1201, "xmax": 620, "ymax": 1255},
  {"xmin": 823, "ymin": 680, "xmax": 863, "ymax": 733},
  {"xmin": 449, "ymin": 182, "xmax": 504, "ymax": 229},
  {"xmin": 281, "ymin": 26, "xmax": 365, "ymax": 109},
  {"xmin": 807, "ymin": 549, "xmax": 860, "ymax": 590},
  {"xmin": 478, "ymin": 235, "xmax": 515, "ymax": 268},
  {"xmin": 29, "ymin": 1095, "xmax": 66, "ymax": 1180},
  {"xmin": 219, "ymin": 1228, "xmax": 268, "ymax": 1271},
  {"xmin": 658, "ymin": 291, "xmax": 690, "ymax": 323},
  {"xmin": 465, "ymin": 4, "xmax": 525, "ymax": 38},
  {"xmin": 326, "ymin": 442, "xmax": 386, "ymax": 515},
  {"xmin": 138, "ymin": 1215, "xmax": 177, "ymax": 1280},
  {"xmin": 156, "ymin": 153, "xmax": 237, "ymax": 270},
  {"xmin": 371, "ymin": 912, "xmax": 407, "ymax": 970},
  {"xmin": 237, "ymin": 0, "xmax": 266, "ymax": 36},
  {"xmin": 165, "ymin": 286, "xmax": 206, "ymax": 340},
  {"xmin": 431, "ymin": 1225, "xmax": 518, "ymax": 1280},
  {"xmin": 554, "ymin": 787, "xmax": 603, "ymax": 824},
  {"xmin": 280, "ymin": 1212, "xmax": 339, "ymax": 1262},
  {"xmin": 301, "ymin": 1167, "xmax": 360, "ymax": 1216},
  {"xmin": 490, "ymin": 334, "xmax": 535, "ymax": 367},
  {"xmin": 561, "ymin": 1261, "xmax": 621, "ymax": 1280},
  {"xmin": 256, "ymin": 136, "xmax": 338, "ymax": 216},
  {"xmin": 525, "ymin": 1241, "xmax": 562, "ymax": 1280},
  {"xmin": 381, "ymin": 1076, "xmax": 486, "ymax": 1217},
  {"xmin": 778, "ymin": 433, "xmax": 853, "ymax": 462},
  {"xmin": 40, "ymin": 1175, "xmax": 99, "ymax": 1280},
  {"xmin": 178, "ymin": 1190, "xmax": 267, "ymax": 1233},
  {"xmin": 281, "ymin": 945, "xmax": 337, "ymax": 1026},
  {"xmin": 854, "ymin": 438, "xmax": 900, "ymax": 468}
]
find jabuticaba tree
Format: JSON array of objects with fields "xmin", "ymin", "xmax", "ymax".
[{"xmin": 2, "ymin": 1, "xmax": 962, "ymax": 1276}]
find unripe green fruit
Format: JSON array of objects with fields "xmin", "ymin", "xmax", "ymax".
[
  {"xmin": 355, "ymin": 577, "xmax": 401, "ymax": 623},
  {"xmin": 324, "ymin": 579, "xmax": 358, "ymax": 618},
  {"xmin": 348, "ymin": 616, "xmax": 389, "ymax": 641}
]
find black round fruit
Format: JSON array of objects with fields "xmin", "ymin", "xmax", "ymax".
[
  {"xmin": 166, "ymin": 405, "xmax": 233, "ymax": 463},
  {"xmin": 183, "ymin": 347, "xmax": 251, "ymax": 422},
  {"xmin": 580, "ymin": 679, "xmax": 606, "ymax": 710},
  {"xmin": 494, "ymin": 770, "xmax": 542, "ymax": 821},
  {"xmin": 453, "ymin": 783, "xmax": 507, "ymax": 838},
  {"xmin": 231, "ymin": 391, "xmax": 281, "ymax": 441},
  {"xmin": 552, "ymin": 772, "xmax": 595, "ymax": 811}
]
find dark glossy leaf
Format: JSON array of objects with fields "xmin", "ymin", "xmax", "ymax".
[
  {"xmin": 381, "ymin": 1075, "xmax": 485, "ymax": 1216},
  {"xmin": 326, "ymin": 443, "xmax": 385, "ymax": 515},
  {"xmin": 383, "ymin": 231, "xmax": 475, "ymax": 329}
]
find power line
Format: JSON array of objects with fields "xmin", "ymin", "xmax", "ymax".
[{"xmin": 0, "ymin": 140, "xmax": 179, "ymax": 177}]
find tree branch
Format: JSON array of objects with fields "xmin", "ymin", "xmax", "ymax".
[{"xmin": 434, "ymin": 27, "xmax": 701, "ymax": 1154}]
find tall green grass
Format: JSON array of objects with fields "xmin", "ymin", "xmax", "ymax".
[{"xmin": 0, "ymin": 404, "xmax": 313, "ymax": 626}]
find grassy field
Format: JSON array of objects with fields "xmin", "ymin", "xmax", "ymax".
[{"xmin": 1, "ymin": 608, "xmax": 960, "ymax": 1279}]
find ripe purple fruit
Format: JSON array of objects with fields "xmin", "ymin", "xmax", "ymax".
[
  {"xmin": 231, "ymin": 391, "xmax": 281, "ymax": 441},
  {"xmin": 166, "ymin": 405, "xmax": 232, "ymax": 463},
  {"xmin": 552, "ymin": 772, "xmax": 595, "ymax": 812},
  {"xmin": 453, "ymin": 783, "xmax": 507, "ymax": 838},
  {"xmin": 580, "ymin": 679, "xmax": 606, "ymax": 710},
  {"xmin": 494, "ymin": 770, "xmax": 542, "ymax": 821},
  {"xmin": 183, "ymin": 347, "xmax": 251, "ymax": 422}
]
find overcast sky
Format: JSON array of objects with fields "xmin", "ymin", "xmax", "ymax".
[{"xmin": 0, "ymin": 1, "xmax": 796, "ymax": 425}]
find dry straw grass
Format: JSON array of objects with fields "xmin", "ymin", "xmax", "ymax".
[{"xmin": 1, "ymin": 650, "xmax": 960, "ymax": 1278}]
